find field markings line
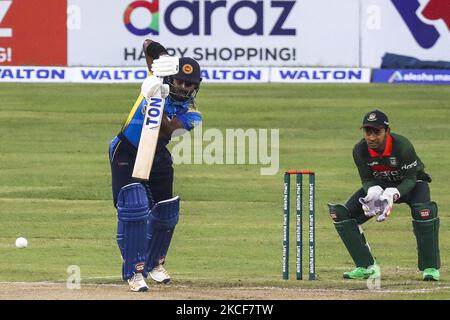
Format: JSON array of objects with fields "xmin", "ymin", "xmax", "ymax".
[{"xmin": 0, "ymin": 281, "xmax": 449, "ymax": 294}]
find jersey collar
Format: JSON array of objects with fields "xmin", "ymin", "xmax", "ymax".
[{"xmin": 368, "ymin": 134, "xmax": 393, "ymax": 158}]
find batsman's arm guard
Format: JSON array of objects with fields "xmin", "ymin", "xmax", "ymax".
[
  {"xmin": 144, "ymin": 40, "xmax": 168, "ymax": 72},
  {"xmin": 146, "ymin": 41, "xmax": 168, "ymax": 59},
  {"xmin": 411, "ymin": 202, "xmax": 440, "ymax": 270},
  {"xmin": 146, "ymin": 196, "xmax": 180, "ymax": 272},
  {"xmin": 116, "ymin": 183, "xmax": 151, "ymax": 280}
]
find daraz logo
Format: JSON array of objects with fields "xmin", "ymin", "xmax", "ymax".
[
  {"xmin": 391, "ymin": 0, "xmax": 449, "ymax": 49},
  {"xmin": 124, "ymin": 0, "xmax": 296, "ymax": 36},
  {"xmin": 124, "ymin": 0, "xmax": 159, "ymax": 35}
]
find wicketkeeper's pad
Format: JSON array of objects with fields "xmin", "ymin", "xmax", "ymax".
[
  {"xmin": 411, "ymin": 201, "xmax": 440, "ymax": 270},
  {"xmin": 328, "ymin": 203, "xmax": 374, "ymax": 268},
  {"xmin": 117, "ymin": 183, "xmax": 151, "ymax": 280},
  {"xmin": 146, "ymin": 196, "xmax": 180, "ymax": 272}
]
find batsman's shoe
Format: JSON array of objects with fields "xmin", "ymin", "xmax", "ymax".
[
  {"xmin": 128, "ymin": 273, "xmax": 149, "ymax": 292},
  {"xmin": 343, "ymin": 264, "xmax": 380, "ymax": 280},
  {"xmin": 149, "ymin": 264, "xmax": 171, "ymax": 284},
  {"xmin": 423, "ymin": 268, "xmax": 440, "ymax": 281}
]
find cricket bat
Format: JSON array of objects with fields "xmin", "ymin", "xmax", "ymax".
[{"xmin": 132, "ymin": 77, "xmax": 165, "ymax": 181}]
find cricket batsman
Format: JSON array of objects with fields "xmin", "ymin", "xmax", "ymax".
[
  {"xmin": 109, "ymin": 39, "xmax": 202, "ymax": 291},
  {"xmin": 328, "ymin": 110, "xmax": 440, "ymax": 281}
]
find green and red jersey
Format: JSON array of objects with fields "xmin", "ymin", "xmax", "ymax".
[{"xmin": 353, "ymin": 132, "xmax": 431, "ymax": 196}]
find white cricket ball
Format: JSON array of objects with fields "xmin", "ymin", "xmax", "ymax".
[{"xmin": 15, "ymin": 237, "xmax": 28, "ymax": 248}]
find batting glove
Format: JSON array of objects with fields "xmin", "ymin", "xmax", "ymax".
[
  {"xmin": 377, "ymin": 187, "xmax": 400, "ymax": 222},
  {"xmin": 151, "ymin": 56, "xmax": 179, "ymax": 77},
  {"xmin": 141, "ymin": 75, "xmax": 162, "ymax": 99},
  {"xmin": 360, "ymin": 186, "xmax": 383, "ymax": 217},
  {"xmin": 161, "ymin": 84, "xmax": 170, "ymax": 99}
]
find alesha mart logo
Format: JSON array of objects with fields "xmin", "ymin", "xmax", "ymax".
[
  {"xmin": 388, "ymin": 71, "xmax": 403, "ymax": 83},
  {"xmin": 391, "ymin": 0, "xmax": 449, "ymax": 48},
  {"xmin": 124, "ymin": 0, "xmax": 159, "ymax": 36}
]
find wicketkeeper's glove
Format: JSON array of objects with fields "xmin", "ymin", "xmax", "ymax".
[
  {"xmin": 359, "ymin": 185, "xmax": 383, "ymax": 218},
  {"xmin": 377, "ymin": 187, "xmax": 400, "ymax": 222}
]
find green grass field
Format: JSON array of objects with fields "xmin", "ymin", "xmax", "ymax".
[{"xmin": 0, "ymin": 83, "xmax": 449, "ymax": 299}]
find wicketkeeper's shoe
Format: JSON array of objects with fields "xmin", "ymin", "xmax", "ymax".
[
  {"xmin": 423, "ymin": 268, "xmax": 440, "ymax": 281},
  {"xmin": 343, "ymin": 263, "xmax": 380, "ymax": 280},
  {"xmin": 128, "ymin": 273, "xmax": 149, "ymax": 292},
  {"xmin": 149, "ymin": 264, "xmax": 171, "ymax": 284}
]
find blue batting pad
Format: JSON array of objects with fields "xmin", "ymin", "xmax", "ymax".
[
  {"xmin": 116, "ymin": 183, "xmax": 151, "ymax": 280},
  {"xmin": 146, "ymin": 196, "xmax": 180, "ymax": 272}
]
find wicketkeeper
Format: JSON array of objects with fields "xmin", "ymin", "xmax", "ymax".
[
  {"xmin": 328, "ymin": 109, "xmax": 440, "ymax": 281},
  {"xmin": 109, "ymin": 39, "xmax": 203, "ymax": 291}
]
